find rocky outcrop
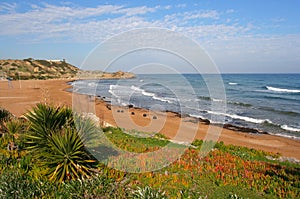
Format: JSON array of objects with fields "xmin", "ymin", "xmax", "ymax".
[{"xmin": 77, "ymin": 70, "xmax": 135, "ymax": 80}]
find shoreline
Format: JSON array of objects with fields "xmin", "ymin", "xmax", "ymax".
[{"xmin": 1, "ymin": 79, "xmax": 300, "ymax": 160}]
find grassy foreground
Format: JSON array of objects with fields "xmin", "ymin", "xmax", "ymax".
[{"xmin": 0, "ymin": 104, "xmax": 299, "ymax": 198}]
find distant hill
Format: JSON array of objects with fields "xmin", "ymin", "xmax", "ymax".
[
  {"xmin": 0, "ymin": 58, "xmax": 135, "ymax": 80},
  {"xmin": 0, "ymin": 58, "xmax": 78, "ymax": 80}
]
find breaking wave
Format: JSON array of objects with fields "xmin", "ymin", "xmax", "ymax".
[{"xmin": 266, "ymin": 86, "xmax": 300, "ymax": 93}]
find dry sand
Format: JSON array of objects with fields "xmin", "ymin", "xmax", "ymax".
[{"xmin": 1, "ymin": 79, "xmax": 300, "ymax": 160}]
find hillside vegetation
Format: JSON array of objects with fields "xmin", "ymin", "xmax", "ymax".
[
  {"xmin": 0, "ymin": 58, "xmax": 135, "ymax": 80},
  {"xmin": 0, "ymin": 58, "xmax": 78, "ymax": 80}
]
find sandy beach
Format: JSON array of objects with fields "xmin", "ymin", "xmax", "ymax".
[{"xmin": 1, "ymin": 79, "xmax": 300, "ymax": 160}]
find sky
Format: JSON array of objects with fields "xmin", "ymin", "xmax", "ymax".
[{"xmin": 0, "ymin": 0, "xmax": 299, "ymax": 73}]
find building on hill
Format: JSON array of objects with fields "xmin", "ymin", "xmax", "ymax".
[{"xmin": 46, "ymin": 59, "xmax": 64, "ymax": 62}]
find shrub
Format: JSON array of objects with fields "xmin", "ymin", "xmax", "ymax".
[
  {"xmin": 25, "ymin": 104, "xmax": 98, "ymax": 183},
  {"xmin": 132, "ymin": 186, "xmax": 166, "ymax": 199}
]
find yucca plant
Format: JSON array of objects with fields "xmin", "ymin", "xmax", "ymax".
[
  {"xmin": 43, "ymin": 127, "xmax": 96, "ymax": 182},
  {"xmin": 26, "ymin": 103, "xmax": 73, "ymax": 134},
  {"xmin": 25, "ymin": 104, "xmax": 98, "ymax": 183},
  {"xmin": 25, "ymin": 103, "xmax": 73, "ymax": 153},
  {"xmin": 5, "ymin": 119, "xmax": 23, "ymax": 141}
]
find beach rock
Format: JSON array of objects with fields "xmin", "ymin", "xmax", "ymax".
[
  {"xmin": 199, "ymin": 118, "xmax": 210, "ymax": 124},
  {"xmin": 223, "ymin": 124, "xmax": 268, "ymax": 134},
  {"xmin": 143, "ymin": 113, "xmax": 147, "ymax": 117},
  {"xmin": 106, "ymin": 104, "xmax": 111, "ymax": 110}
]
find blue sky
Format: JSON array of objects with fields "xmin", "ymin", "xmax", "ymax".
[{"xmin": 0, "ymin": 0, "xmax": 299, "ymax": 73}]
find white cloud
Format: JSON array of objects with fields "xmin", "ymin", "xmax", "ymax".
[
  {"xmin": 176, "ymin": 4, "xmax": 186, "ymax": 8},
  {"xmin": 164, "ymin": 5, "xmax": 172, "ymax": 10},
  {"xmin": 0, "ymin": 2, "xmax": 299, "ymax": 72},
  {"xmin": 0, "ymin": 2, "xmax": 17, "ymax": 13},
  {"xmin": 0, "ymin": 3, "xmax": 161, "ymax": 40},
  {"xmin": 164, "ymin": 10, "xmax": 220, "ymax": 26},
  {"xmin": 112, "ymin": 5, "xmax": 158, "ymax": 16},
  {"xmin": 226, "ymin": 9, "xmax": 235, "ymax": 14}
]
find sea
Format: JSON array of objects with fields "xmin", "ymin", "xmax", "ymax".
[{"xmin": 72, "ymin": 74, "xmax": 300, "ymax": 139}]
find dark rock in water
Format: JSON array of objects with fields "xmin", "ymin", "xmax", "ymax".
[
  {"xmin": 128, "ymin": 104, "xmax": 134, "ymax": 108},
  {"xmin": 199, "ymin": 118, "xmax": 210, "ymax": 124},
  {"xmin": 143, "ymin": 113, "xmax": 147, "ymax": 117},
  {"xmin": 167, "ymin": 110, "xmax": 182, "ymax": 117},
  {"xmin": 153, "ymin": 116, "xmax": 157, "ymax": 119},
  {"xmin": 131, "ymin": 112, "xmax": 135, "ymax": 115},
  {"xmin": 223, "ymin": 124, "xmax": 268, "ymax": 134}
]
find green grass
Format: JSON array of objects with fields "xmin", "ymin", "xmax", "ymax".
[{"xmin": 103, "ymin": 127, "xmax": 170, "ymax": 153}]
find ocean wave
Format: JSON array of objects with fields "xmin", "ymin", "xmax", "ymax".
[
  {"xmin": 228, "ymin": 101, "xmax": 252, "ymax": 107},
  {"xmin": 263, "ymin": 95, "xmax": 297, "ymax": 102},
  {"xmin": 266, "ymin": 86, "xmax": 300, "ymax": 93},
  {"xmin": 131, "ymin": 85, "xmax": 156, "ymax": 97},
  {"xmin": 87, "ymin": 82, "xmax": 98, "ymax": 87},
  {"xmin": 258, "ymin": 106, "xmax": 300, "ymax": 116},
  {"xmin": 197, "ymin": 96, "xmax": 252, "ymax": 107},
  {"xmin": 108, "ymin": 85, "xmax": 123, "ymax": 104},
  {"xmin": 228, "ymin": 82, "xmax": 238, "ymax": 85},
  {"xmin": 197, "ymin": 96, "xmax": 211, "ymax": 101},
  {"xmin": 153, "ymin": 96, "xmax": 176, "ymax": 104},
  {"xmin": 207, "ymin": 111, "xmax": 272, "ymax": 124},
  {"xmin": 108, "ymin": 85, "xmax": 119, "ymax": 97},
  {"xmin": 281, "ymin": 125, "xmax": 300, "ymax": 132},
  {"xmin": 197, "ymin": 96, "xmax": 225, "ymax": 103},
  {"xmin": 131, "ymin": 85, "xmax": 175, "ymax": 104},
  {"xmin": 212, "ymin": 98, "xmax": 224, "ymax": 102}
]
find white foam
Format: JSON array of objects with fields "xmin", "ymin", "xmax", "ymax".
[
  {"xmin": 87, "ymin": 82, "xmax": 97, "ymax": 87},
  {"xmin": 229, "ymin": 82, "xmax": 238, "ymax": 85},
  {"xmin": 130, "ymin": 85, "xmax": 143, "ymax": 92},
  {"xmin": 266, "ymin": 86, "xmax": 300, "ymax": 93},
  {"xmin": 131, "ymin": 85, "xmax": 156, "ymax": 97},
  {"xmin": 207, "ymin": 111, "xmax": 271, "ymax": 124},
  {"xmin": 109, "ymin": 85, "xmax": 124, "ymax": 105},
  {"xmin": 131, "ymin": 85, "xmax": 176, "ymax": 103},
  {"xmin": 212, "ymin": 98, "xmax": 225, "ymax": 103},
  {"xmin": 281, "ymin": 125, "xmax": 300, "ymax": 132},
  {"xmin": 108, "ymin": 85, "xmax": 118, "ymax": 97},
  {"xmin": 153, "ymin": 96, "xmax": 174, "ymax": 104},
  {"xmin": 189, "ymin": 114, "xmax": 204, "ymax": 119}
]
